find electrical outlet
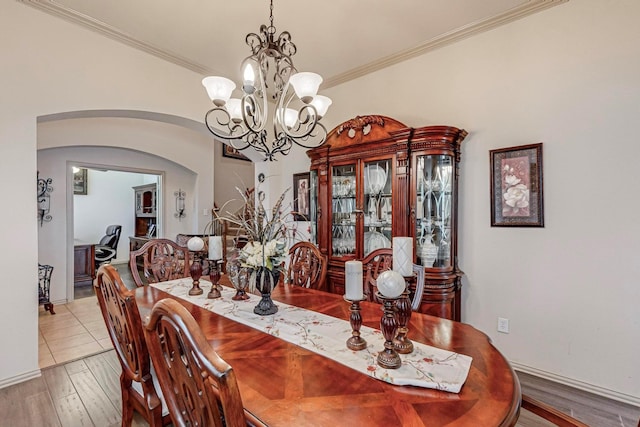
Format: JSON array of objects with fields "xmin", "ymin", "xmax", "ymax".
[
  {"xmin": 497, "ymin": 317, "xmax": 509, "ymax": 334},
  {"xmin": 203, "ymin": 209, "xmax": 210, "ymax": 216}
]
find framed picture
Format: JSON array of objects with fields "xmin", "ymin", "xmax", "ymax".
[
  {"xmin": 222, "ymin": 144, "xmax": 250, "ymax": 161},
  {"xmin": 73, "ymin": 168, "xmax": 88, "ymax": 195},
  {"xmin": 293, "ymin": 172, "xmax": 311, "ymax": 221},
  {"xmin": 490, "ymin": 143, "xmax": 544, "ymax": 227}
]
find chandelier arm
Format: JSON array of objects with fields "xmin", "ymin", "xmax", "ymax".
[
  {"xmin": 205, "ymin": 107, "xmax": 257, "ymax": 142},
  {"xmin": 240, "ymin": 94, "xmax": 267, "ymax": 135}
]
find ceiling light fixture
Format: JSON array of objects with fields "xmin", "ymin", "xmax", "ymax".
[{"xmin": 202, "ymin": 0, "xmax": 331, "ymax": 161}]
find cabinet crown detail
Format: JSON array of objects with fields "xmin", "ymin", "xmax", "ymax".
[{"xmin": 320, "ymin": 115, "xmax": 408, "ymax": 149}]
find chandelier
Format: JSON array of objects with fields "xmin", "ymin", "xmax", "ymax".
[{"xmin": 202, "ymin": 0, "xmax": 331, "ymax": 161}]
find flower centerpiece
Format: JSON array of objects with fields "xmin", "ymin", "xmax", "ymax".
[{"xmin": 222, "ymin": 186, "xmax": 290, "ymax": 315}]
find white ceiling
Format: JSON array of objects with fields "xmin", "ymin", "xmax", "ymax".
[{"xmin": 21, "ymin": 0, "xmax": 566, "ymax": 90}]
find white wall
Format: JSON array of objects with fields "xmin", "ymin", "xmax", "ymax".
[
  {"xmin": 213, "ymin": 140, "xmax": 255, "ymax": 214},
  {"xmin": 279, "ymin": 0, "xmax": 640, "ymax": 402},
  {"xmin": 0, "ymin": 1, "xmax": 215, "ymax": 386}
]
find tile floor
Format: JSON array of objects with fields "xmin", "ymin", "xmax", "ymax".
[{"xmin": 38, "ymin": 294, "xmax": 112, "ymax": 369}]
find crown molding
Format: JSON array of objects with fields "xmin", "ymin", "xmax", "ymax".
[
  {"xmin": 18, "ymin": 0, "xmax": 568, "ymax": 88},
  {"xmin": 323, "ymin": 0, "xmax": 569, "ymax": 89}
]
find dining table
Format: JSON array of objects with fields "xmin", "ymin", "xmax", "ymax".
[{"xmin": 134, "ymin": 276, "xmax": 521, "ymax": 427}]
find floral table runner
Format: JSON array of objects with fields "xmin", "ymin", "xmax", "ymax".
[{"xmin": 150, "ymin": 279, "xmax": 472, "ymax": 393}]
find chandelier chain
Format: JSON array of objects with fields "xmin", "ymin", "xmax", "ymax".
[{"xmin": 269, "ymin": 0, "xmax": 274, "ymax": 29}]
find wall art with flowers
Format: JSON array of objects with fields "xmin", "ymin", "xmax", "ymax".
[{"xmin": 490, "ymin": 143, "xmax": 544, "ymax": 227}]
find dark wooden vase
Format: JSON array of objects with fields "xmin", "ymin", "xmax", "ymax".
[{"xmin": 253, "ymin": 266, "xmax": 279, "ymax": 315}]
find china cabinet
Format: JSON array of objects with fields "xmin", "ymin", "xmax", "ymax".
[
  {"xmin": 133, "ymin": 183, "xmax": 157, "ymax": 237},
  {"xmin": 307, "ymin": 115, "xmax": 467, "ymax": 321}
]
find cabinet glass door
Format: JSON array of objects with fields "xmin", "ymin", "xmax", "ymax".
[
  {"xmin": 309, "ymin": 170, "xmax": 318, "ymax": 244},
  {"xmin": 331, "ymin": 164, "xmax": 356, "ymax": 257},
  {"xmin": 416, "ymin": 155, "xmax": 453, "ymax": 268},
  {"xmin": 363, "ymin": 159, "xmax": 392, "ymax": 257}
]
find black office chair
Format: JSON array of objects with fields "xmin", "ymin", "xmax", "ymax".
[{"xmin": 95, "ymin": 225, "xmax": 122, "ymax": 269}]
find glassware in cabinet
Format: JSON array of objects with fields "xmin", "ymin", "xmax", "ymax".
[
  {"xmin": 363, "ymin": 159, "xmax": 392, "ymax": 257},
  {"xmin": 416, "ymin": 155, "xmax": 454, "ymax": 268},
  {"xmin": 331, "ymin": 164, "xmax": 356, "ymax": 257},
  {"xmin": 309, "ymin": 170, "xmax": 318, "ymax": 244}
]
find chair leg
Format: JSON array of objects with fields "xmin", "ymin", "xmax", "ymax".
[
  {"xmin": 45, "ymin": 303, "xmax": 55, "ymax": 315},
  {"xmin": 120, "ymin": 375, "xmax": 134, "ymax": 427}
]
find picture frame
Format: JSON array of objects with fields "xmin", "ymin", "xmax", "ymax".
[
  {"xmin": 292, "ymin": 172, "xmax": 311, "ymax": 221},
  {"xmin": 73, "ymin": 168, "xmax": 88, "ymax": 195},
  {"xmin": 490, "ymin": 143, "xmax": 544, "ymax": 227},
  {"xmin": 222, "ymin": 144, "xmax": 250, "ymax": 161}
]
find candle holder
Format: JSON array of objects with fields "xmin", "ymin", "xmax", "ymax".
[
  {"xmin": 344, "ymin": 296, "xmax": 367, "ymax": 351},
  {"xmin": 393, "ymin": 280, "xmax": 414, "ymax": 354},
  {"xmin": 207, "ymin": 260, "xmax": 222, "ymax": 299},
  {"xmin": 376, "ymin": 292, "xmax": 402, "ymax": 369},
  {"xmin": 188, "ymin": 253, "xmax": 204, "ymax": 296}
]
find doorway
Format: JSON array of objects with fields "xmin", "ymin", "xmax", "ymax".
[{"xmin": 71, "ymin": 166, "xmax": 162, "ymax": 300}]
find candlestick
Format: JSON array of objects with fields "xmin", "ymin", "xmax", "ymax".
[
  {"xmin": 187, "ymin": 237, "xmax": 206, "ymax": 296},
  {"xmin": 376, "ymin": 292, "xmax": 402, "ymax": 369},
  {"xmin": 188, "ymin": 254, "xmax": 204, "ymax": 296},
  {"xmin": 209, "ymin": 235, "xmax": 223, "ymax": 260},
  {"xmin": 344, "ymin": 296, "xmax": 367, "ymax": 351},
  {"xmin": 392, "ymin": 237, "xmax": 413, "ymax": 277},
  {"xmin": 207, "ymin": 260, "xmax": 222, "ymax": 299},
  {"xmin": 345, "ymin": 260, "xmax": 363, "ymax": 300},
  {"xmin": 393, "ymin": 278, "xmax": 414, "ymax": 354}
]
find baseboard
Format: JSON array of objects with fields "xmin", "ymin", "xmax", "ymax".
[
  {"xmin": 0, "ymin": 368, "xmax": 41, "ymax": 390},
  {"xmin": 512, "ymin": 362, "xmax": 640, "ymax": 407}
]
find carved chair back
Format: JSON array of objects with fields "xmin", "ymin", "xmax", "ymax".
[
  {"xmin": 287, "ymin": 242, "xmax": 327, "ymax": 290},
  {"xmin": 94, "ymin": 264, "xmax": 169, "ymax": 426},
  {"xmin": 144, "ymin": 298, "xmax": 260, "ymax": 427},
  {"xmin": 129, "ymin": 238, "xmax": 191, "ymax": 287},
  {"xmin": 362, "ymin": 248, "xmax": 393, "ymax": 302},
  {"xmin": 362, "ymin": 248, "xmax": 425, "ymax": 310}
]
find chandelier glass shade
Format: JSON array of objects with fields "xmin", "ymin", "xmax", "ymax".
[{"xmin": 202, "ymin": 0, "xmax": 331, "ymax": 161}]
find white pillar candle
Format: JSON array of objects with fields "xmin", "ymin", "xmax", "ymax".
[
  {"xmin": 345, "ymin": 260, "xmax": 363, "ymax": 300},
  {"xmin": 392, "ymin": 236, "xmax": 413, "ymax": 277},
  {"xmin": 209, "ymin": 235, "xmax": 223, "ymax": 260}
]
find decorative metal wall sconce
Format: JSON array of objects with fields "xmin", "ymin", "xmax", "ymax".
[
  {"xmin": 174, "ymin": 189, "xmax": 186, "ymax": 220},
  {"xmin": 37, "ymin": 171, "xmax": 53, "ymax": 226}
]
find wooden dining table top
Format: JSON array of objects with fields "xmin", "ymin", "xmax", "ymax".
[{"xmin": 134, "ymin": 278, "xmax": 521, "ymax": 427}]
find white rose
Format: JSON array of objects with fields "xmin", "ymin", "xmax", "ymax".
[{"xmin": 503, "ymin": 184, "xmax": 530, "ymax": 215}]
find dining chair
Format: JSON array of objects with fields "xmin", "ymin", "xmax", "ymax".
[
  {"xmin": 144, "ymin": 298, "xmax": 265, "ymax": 427},
  {"xmin": 362, "ymin": 248, "xmax": 425, "ymax": 310},
  {"xmin": 94, "ymin": 264, "xmax": 170, "ymax": 427},
  {"xmin": 362, "ymin": 248, "xmax": 393, "ymax": 302},
  {"xmin": 521, "ymin": 394, "xmax": 589, "ymax": 427},
  {"xmin": 128, "ymin": 238, "xmax": 191, "ymax": 287},
  {"xmin": 286, "ymin": 241, "xmax": 327, "ymax": 290}
]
